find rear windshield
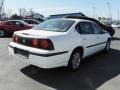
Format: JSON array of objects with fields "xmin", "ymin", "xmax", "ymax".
[{"xmin": 33, "ymin": 19, "xmax": 75, "ymax": 32}]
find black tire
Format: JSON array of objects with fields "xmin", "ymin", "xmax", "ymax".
[
  {"xmin": 68, "ymin": 50, "xmax": 82, "ymax": 71},
  {"xmin": 104, "ymin": 40, "xmax": 111, "ymax": 53},
  {"xmin": 0, "ymin": 30, "xmax": 5, "ymax": 37}
]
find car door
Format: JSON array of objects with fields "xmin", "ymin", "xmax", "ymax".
[
  {"xmin": 76, "ymin": 22, "xmax": 98, "ymax": 57},
  {"xmin": 12, "ymin": 21, "xmax": 27, "ymax": 31},
  {"xmin": 15, "ymin": 21, "xmax": 32, "ymax": 30},
  {"xmin": 91, "ymin": 22, "xmax": 107, "ymax": 51},
  {"xmin": 5, "ymin": 21, "xmax": 22, "ymax": 32},
  {"xmin": 4, "ymin": 21, "xmax": 16, "ymax": 33}
]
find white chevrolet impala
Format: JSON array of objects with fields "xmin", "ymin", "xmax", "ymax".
[{"xmin": 8, "ymin": 18, "xmax": 111, "ymax": 71}]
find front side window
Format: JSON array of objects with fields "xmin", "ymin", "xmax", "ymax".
[
  {"xmin": 15, "ymin": 21, "xmax": 21, "ymax": 25},
  {"xmin": 33, "ymin": 19, "xmax": 75, "ymax": 32},
  {"xmin": 76, "ymin": 22, "xmax": 94, "ymax": 34}
]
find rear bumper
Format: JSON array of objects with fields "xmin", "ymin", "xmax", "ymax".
[{"xmin": 8, "ymin": 42, "xmax": 70, "ymax": 69}]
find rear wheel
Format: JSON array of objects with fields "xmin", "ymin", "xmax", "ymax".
[
  {"xmin": 68, "ymin": 50, "xmax": 82, "ymax": 71},
  {"xmin": 0, "ymin": 30, "xmax": 5, "ymax": 37},
  {"xmin": 104, "ymin": 40, "xmax": 111, "ymax": 53}
]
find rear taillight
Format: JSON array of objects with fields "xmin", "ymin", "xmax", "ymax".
[
  {"xmin": 13, "ymin": 35, "xmax": 54, "ymax": 50},
  {"xmin": 13, "ymin": 35, "xmax": 19, "ymax": 43},
  {"xmin": 32, "ymin": 39, "xmax": 54, "ymax": 50},
  {"xmin": 40, "ymin": 39, "xmax": 49, "ymax": 49},
  {"xmin": 32, "ymin": 38, "xmax": 39, "ymax": 48}
]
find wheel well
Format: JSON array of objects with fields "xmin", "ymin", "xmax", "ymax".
[
  {"xmin": 0, "ymin": 28, "xmax": 6, "ymax": 37},
  {"xmin": 72, "ymin": 46, "xmax": 84, "ymax": 57},
  {"xmin": 108, "ymin": 38, "xmax": 111, "ymax": 42},
  {"xmin": 0, "ymin": 28, "xmax": 5, "ymax": 32}
]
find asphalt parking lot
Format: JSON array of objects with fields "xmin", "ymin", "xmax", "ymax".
[{"xmin": 0, "ymin": 29, "xmax": 120, "ymax": 90}]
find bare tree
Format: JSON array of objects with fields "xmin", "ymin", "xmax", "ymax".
[
  {"xmin": 6, "ymin": 9, "xmax": 13, "ymax": 18},
  {"xmin": 0, "ymin": 0, "xmax": 5, "ymax": 19},
  {"xmin": 20, "ymin": 8, "xmax": 28, "ymax": 18},
  {"xmin": 0, "ymin": 0, "xmax": 4, "ymax": 13},
  {"xmin": 28, "ymin": 8, "xmax": 35, "ymax": 16},
  {"xmin": 18, "ymin": 8, "xmax": 35, "ymax": 18}
]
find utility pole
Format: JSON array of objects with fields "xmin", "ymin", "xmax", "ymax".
[
  {"xmin": 19, "ymin": 8, "xmax": 22, "ymax": 16},
  {"xmin": 0, "ymin": 0, "xmax": 5, "ymax": 19},
  {"xmin": 118, "ymin": 9, "xmax": 119, "ymax": 24},
  {"xmin": 107, "ymin": 2, "xmax": 111, "ymax": 19},
  {"xmin": 107, "ymin": 2, "xmax": 111, "ymax": 24}
]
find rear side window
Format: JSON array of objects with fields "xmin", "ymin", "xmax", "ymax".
[
  {"xmin": 91, "ymin": 23, "xmax": 103, "ymax": 34},
  {"xmin": 76, "ymin": 22, "xmax": 94, "ymax": 34},
  {"xmin": 4, "ymin": 22, "xmax": 10, "ymax": 25},
  {"xmin": 9, "ymin": 21, "xmax": 15, "ymax": 25}
]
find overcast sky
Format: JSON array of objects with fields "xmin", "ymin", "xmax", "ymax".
[{"xmin": 4, "ymin": 0, "xmax": 120, "ymax": 19}]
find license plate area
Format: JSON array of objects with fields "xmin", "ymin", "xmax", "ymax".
[{"xmin": 14, "ymin": 48, "xmax": 29, "ymax": 59}]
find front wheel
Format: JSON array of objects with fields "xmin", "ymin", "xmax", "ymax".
[
  {"xmin": 0, "ymin": 30, "xmax": 5, "ymax": 37},
  {"xmin": 68, "ymin": 50, "xmax": 82, "ymax": 71}
]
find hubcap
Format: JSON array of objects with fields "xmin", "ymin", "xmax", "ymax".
[
  {"xmin": 72, "ymin": 52, "xmax": 81, "ymax": 69},
  {"xmin": 0, "ymin": 30, "xmax": 4, "ymax": 37}
]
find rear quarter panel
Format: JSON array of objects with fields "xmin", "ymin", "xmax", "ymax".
[{"xmin": 49, "ymin": 27, "xmax": 84, "ymax": 55}]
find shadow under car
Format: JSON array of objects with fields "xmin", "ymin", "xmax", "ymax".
[{"xmin": 21, "ymin": 48, "xmax": 120, "ymax": 90}]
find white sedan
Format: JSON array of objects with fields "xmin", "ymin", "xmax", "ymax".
[{"xmin": 8, "ymin": 18, "xmax": 111, "ymax": 71}]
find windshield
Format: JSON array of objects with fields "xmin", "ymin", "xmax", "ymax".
[{"xmin": 33, "ymin": 19, "xmax": 75, "ymax": 32}]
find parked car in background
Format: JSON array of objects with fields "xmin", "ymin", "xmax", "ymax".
[
  {"xmin": 23, "ymin": 19, "xmax": 41, "ymax": 25},
  {"xmin": 0, "ymin": 20, "xmax": 33, "ymax": 37},
  {"xmin": 0, "ymin": 21, "xmax": 3, "ymax": 24},
  {"xmin": 65, "ymin": 16, "xmax": 115, "ymax": 36},
  {"xmin": 9, "ymin": 18, "xmax": 111, "ymax": 71},
  {"xmin": 111, "ymin": 23, "xmax": 120, "ymax": 28}
]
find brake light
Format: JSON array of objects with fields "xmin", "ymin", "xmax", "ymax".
[
  {"xmin": 32, "ymin": 39, "xmax": 54, "ymax": 50},
  {"xmin": 40, "ymin": 39, "xmax": 49, "ymax": 49},
  {"xmin": 13, "ymin": 35, "xmax": 19, "ymax": 43},
  {"xmin": 13, "ymin": 36, "xmax": 54, "ymax": 50},
  {"xmin": 32, "ymin": 38, "xmax": 38, "ymax": 48}
]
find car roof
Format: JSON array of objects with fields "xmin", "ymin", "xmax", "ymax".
[
  {"xmin": 23, "ymin": 19, "xmax": 36, "ymax": 20},
  {"xmin": 6, "ymin": 20, "xmax": 23, "ymax": 22},
  {"xmin": 4, "ymin": 20, "xmax": 29, "ymax": 25},
  {"xmin": 61, "ymin": 17, "xmax": 95, "ymax": 23},
  {"xmin": 65, "ymin": 16, "xmax": 101, "ymax": 24}
]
